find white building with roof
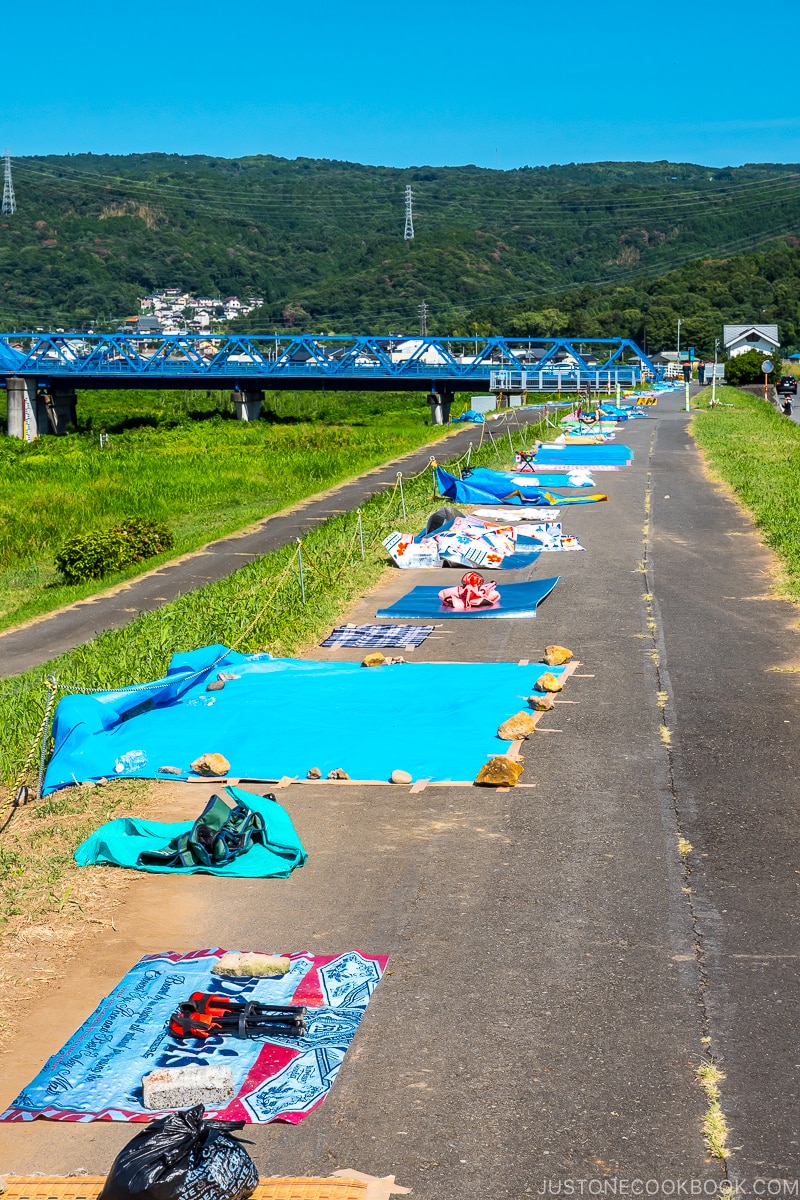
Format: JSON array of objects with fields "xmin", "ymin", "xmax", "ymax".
[{"xmin": 723, "ymin": 324, "xmax": 780, "ymax": 358}]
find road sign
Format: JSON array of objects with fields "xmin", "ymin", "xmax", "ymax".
[{"xmin": 761, "ymin": 359, "xmax": 774, "ymax": 374}]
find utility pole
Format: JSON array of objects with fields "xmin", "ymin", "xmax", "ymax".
[
  {"xmin": 404, "ymin": 184, "xmax": 414, "ymax": 240},
  {"xmin": 711, "ymin": 338, "xmax": 719, "ymax": 407},
  {"xmin": 419, "ymin": 300, "xmax": 428, "ymax": 337},
  {"xmin": 2, "ymin": 148, "xmax": 16, "ymax": 215},
  {"xmin": 677, "ymin": 317, "xmax": 682, "ymax": 362}
]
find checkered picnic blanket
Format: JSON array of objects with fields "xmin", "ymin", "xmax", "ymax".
[{"xmin": 321, "ymin": 624, "xmax": 435, "ymax": 648}]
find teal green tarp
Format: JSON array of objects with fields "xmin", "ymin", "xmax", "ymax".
[{"xmin": 74, "ymin": 786, "xmax": 307, "ymax": 877}]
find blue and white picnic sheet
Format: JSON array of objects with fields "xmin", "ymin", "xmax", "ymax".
[
  {"xmin": 1, "ymin": 948, "xmax": 388, "ymax": 1124},
  {"xmin": 321, "ymin": 624, "xmax": 435, "ymax": 648}
]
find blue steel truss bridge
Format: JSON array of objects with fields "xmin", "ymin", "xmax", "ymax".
[{"xmin": 0, "ymin": 333, "xmax": 659, "ymax": 437}]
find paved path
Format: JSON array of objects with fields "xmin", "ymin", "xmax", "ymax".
[
  {"xmin": 0, "ymin": 393, "xmax": 797, "ymax": 1189},
  {"xmin": 0, "ymin": 415, "xmax": 540, "ymax": 678}
]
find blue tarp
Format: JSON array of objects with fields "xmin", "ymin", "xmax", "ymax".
[
  {"xmin": 435, "ymin": 467, "xmax": 607, "ymax": 506},
  {"xmin": 531, "ymin": 444, "xmax": 633, "ymax": 467},
  {"xmin": 43, "ymin": 646, "xmax": 568, "ymax": 792},
  {"xmin": 466, "ymin": 467, "xmax": 595, "ymax": 491},
  {"xmin": 376, "ymin": 576, "xmax": 559, "ymax": 620},
  {"xmin": 597, "ymin": 404, "xmax": 632, "ymax": 418},
  {"xmin": 452, "ymin": 410, "xmax": 485, "ymax": 423},
  {"xmin": 505, "ymin": 471, "xmax": 595, "ymax": 488},
  {"xmin": 74, "ymin": 787, "xmax": 307, "ymax": 876}
]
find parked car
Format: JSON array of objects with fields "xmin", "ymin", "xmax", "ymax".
[{"xmin": 777, "ymin": 375, "xmax": 798, "ymax": 395}]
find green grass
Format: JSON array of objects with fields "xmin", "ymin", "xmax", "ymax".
[
  {"xmin": 0, "ymin": 779, "xmax": 149, "ymax": 940},
  {"xmin": 692, "ymin": 385, "xmax": 800, "ymax": 600},
  {"xmin": 0, "ymin": 388, "xmax": 457, "ymax": 631},
  {"xmin": 0, "ymin": 413, "xmax": 543, "ymax": 794}
]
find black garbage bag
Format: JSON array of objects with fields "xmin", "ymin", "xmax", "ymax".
[
  {"xmin": 424, "ymin": 505, "xmax": 461, "ymax": 535},
  {"xmin": 100, "ymin": 1105, "xmax": 258, "ymax": 1200}
]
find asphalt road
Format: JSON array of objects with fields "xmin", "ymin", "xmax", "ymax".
[{"xmin": 0, "ymin": 392, "xmax": 798, "ymax": 1189}]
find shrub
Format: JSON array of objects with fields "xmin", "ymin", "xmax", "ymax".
[
  {"xmin": 724, "ymin": 348, "xmax": 782, "ymax": 387},
  {"xmin": 55, "ymin": 518, "xmax": 174, "ymax": 583}
]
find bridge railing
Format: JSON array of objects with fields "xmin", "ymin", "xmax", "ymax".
[{"xmin": 0, "ymin": 333, "xmax": 661, "ymax": 384}]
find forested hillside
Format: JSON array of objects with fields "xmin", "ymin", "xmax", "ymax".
[
  {"xmin": 455, "ymin": 239, "xmax": 800, "ymax": 356},
  {"xmin": 1, "ymin": 153, "xmax": 799, "ymax": 343}
]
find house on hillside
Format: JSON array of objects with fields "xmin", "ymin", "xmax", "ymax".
[{"xmin": 723, "ymin": 324, "xmax": 779, "ymax": 359}]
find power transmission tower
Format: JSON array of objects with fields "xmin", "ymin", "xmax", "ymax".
[
  {"xmin": 404, "ymin": 184, "xmax": 414, "ymax": 240},
  {"xmin": 419, "ymin": 300, "xmax": 428, "ymax": 336},
  {"xmin": 2, "ymin": 149, "xmax": 16, "ymax": 215}
]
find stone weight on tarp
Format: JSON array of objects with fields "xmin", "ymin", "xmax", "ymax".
[
  {"xmin": 142, "ymin": 1066, "xmax": 234, "ymax": 1111},
  {"xmin": 191, "ymin": 753, "xmax": 231, "ymax": 776},
  {"xmin": 497, "ymin": 711, "xmax": 537, "ymax": 740},
  {"xmin": 475, "ymin": 757, "xmax": 524, "ymax": 786}
]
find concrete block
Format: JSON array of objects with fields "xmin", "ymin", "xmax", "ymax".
[{"xmin": 142, "ymin": 1065, "xmax": 234, "ymax": 1110}]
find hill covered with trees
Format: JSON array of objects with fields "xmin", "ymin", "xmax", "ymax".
[
  {"xmin": 1, "ymin": 153, "xmax": 799, "ymax": 349},
  {"xmin": 453, "ymin": 239, "xmax": 800, "ymax": 357}
]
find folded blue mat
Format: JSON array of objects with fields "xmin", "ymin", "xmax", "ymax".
[
  {"xmin": 376, "ymin": 576, "xmax": 559, "ymax": 619},
  {"xmin": 74, "ymin": 786, "xmax": 307, "ymax": 876}
]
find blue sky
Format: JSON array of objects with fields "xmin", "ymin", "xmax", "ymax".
[{"xmin": 5, "ymin": 0, "xmax": 799, "ymax": 168}]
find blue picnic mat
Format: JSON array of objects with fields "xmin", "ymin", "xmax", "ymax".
[
  {"xmin": 376, "ymin": 577, "xmax": 559, "ymax": 620},
  {"xmin": 532, "ymin": 444, "xmax": 633, "ymax": 467},
  {"xmin": 42, "ymin": 647, "xmax": 567, "ymax": 790}
]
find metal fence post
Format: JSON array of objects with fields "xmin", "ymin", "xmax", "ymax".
[
  {"xmin": 357, "ymin": 509, "xmax": 365, "ymax": 560},
  {"xmin": 296, "ymin": 537, "xmax": 306, "ymax": 603},
  {"xmin": 397, "ymin": 472, "xmax": 406, "ymax": 519}
]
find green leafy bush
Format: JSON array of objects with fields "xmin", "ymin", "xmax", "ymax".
[
  {"xmin": 724, "ymin": 349, "xmax": 781, "ymax": 387},
  {"xmin": 55, "ymin": 518, "xmax": 173, "ymax": 583}
]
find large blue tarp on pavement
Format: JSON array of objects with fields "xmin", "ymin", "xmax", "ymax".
[
  {"xmin": 531, "ymin": 443, "xmax": 633, "ymax": 467},
  {"xmin": 43, "ymin": 647, "xmax": 568, "ymax": 792},
  {"xmin": 435, "ymin": 467, "xmax": 607, "ymax": 506}
]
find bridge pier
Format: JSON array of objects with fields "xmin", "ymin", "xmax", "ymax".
[
  {"xmin": 427, "ymin": 389, "xmax": 453, "ymax": 425},
  {"xmin": 231, "ymin": 390, "xmax": 263, "ymax": 422},
  {"xmin": 5, "ymin": 377, "xmax": 49, "ymax": 440},
  {"xmin": 47, "ymin": 387, "xmax": 78, "ymax": 434}
]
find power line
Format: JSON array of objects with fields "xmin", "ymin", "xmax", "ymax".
[{"xmin": 11, "ymin": 157, "xmax": 800, "ymax": 221}]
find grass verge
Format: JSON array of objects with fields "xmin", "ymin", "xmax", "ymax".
[
  {"xmin": 692, "ymin": 384, "xmax": 800, "ymax": 601},
  {"xmin": 0, "ymin": 779, "xmax": 149, "ymax": 934},
  {"xmin": 0, "ymin": 388, "xmax": 455, "ymax": 632}
]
